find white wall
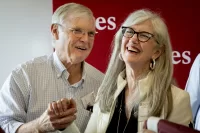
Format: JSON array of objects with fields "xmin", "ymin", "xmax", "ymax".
[{"xmin": 0, "ymin": 0, "xmax": 53, "ymax": 87}]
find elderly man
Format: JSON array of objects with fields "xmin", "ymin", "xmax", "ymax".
[{"xmin": 0, "ymin": 3, "xmax": 104, "ymax": 133}]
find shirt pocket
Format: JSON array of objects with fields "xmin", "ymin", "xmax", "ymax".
[{"xmin": 75, "ymin": 108, "xmax": 92, "ymax": 132}]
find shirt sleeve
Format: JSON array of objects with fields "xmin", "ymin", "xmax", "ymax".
[
  {"xmin": 185, "ymin": 54, "xmax": 200, "ymax": 122},
  {"xmin": 0, "ymin": 68, "xmax": 30, "ymax": 133}
]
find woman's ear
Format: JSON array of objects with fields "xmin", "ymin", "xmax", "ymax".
[
  {"xmin": 152, "ymin": 46, "xmax": 164, "ymax": 60},
  {"xmin": 51, "ymin": 24, "xmax": 59, "ymax": 40}
]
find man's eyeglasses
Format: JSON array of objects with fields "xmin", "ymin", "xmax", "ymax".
[
  {"xmin": 68, "ymin": 28, "xmax": 97, "ymax": 38},
  {"xmin": 56, "ymin": 23, "xmax": 98, "ymax": 38},
  {"xmin": 121, "ymin": 26, "xmax": 159, "ymax": 43}
]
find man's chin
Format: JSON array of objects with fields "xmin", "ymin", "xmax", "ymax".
[{"xmin": 70, "ymin": 58, "xmax": 86, "ymax": 65}]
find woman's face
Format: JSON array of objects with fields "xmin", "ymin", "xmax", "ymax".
[{"xmin": 121, "ymin": 20, "xmax": 161, "ymax": 70}]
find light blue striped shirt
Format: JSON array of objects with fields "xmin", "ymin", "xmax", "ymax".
[
  {"xmin": 0, "ymin": 52, "xmax": 104, "ymax": 133},
  {"xmin": 185, "ymin": 54, "xmax": 200, "ymax": 130}
]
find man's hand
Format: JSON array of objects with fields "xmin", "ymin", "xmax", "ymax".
[{"xmin": 37, "ymin": 98, "xmax": 77, "ymax": 132}]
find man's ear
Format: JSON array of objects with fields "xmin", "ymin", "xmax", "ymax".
[{"xmin": 51, "ymin": 24, "xmax": 59, "ymax": 40}]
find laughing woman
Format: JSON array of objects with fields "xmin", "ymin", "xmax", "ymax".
[{"xmin": 84, "ymin": 9, "xmax": 192, "ymax": 133}]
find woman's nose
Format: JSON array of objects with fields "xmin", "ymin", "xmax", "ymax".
[{"xmin": 129, "ymin": 33, "xmax": 139, "ymax": 43}]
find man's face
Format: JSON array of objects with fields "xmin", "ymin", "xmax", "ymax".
[{"xmin": 53, "ymin": 15, "xmax": 96, "ymax": 65}]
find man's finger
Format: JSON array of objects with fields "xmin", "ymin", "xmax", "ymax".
[
  {"xmin": 56, "ymin": 100, "xmax": 64, "ymax": 115},
  {"xmin": 69, "ymin": 98, "xmax": 76, "ymax": 108},
  {"xmin": 52, "ymin": 101, "xmax": 59, "ymax": 115},
  {"xmin": 61, "ymin": 98, "xmax": 69, "ymax": 112}
]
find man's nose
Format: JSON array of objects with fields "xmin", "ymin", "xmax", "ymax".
[{"xmin": 80, "ymin": 32, "xmax": 89, "ymax": 42}]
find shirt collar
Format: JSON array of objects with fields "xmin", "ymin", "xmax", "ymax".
[
  {"xmin": 53, "ymin": 52, "xmax": 66, "ymax": 78},
  {"xmin": 53, "ymin": 51, "xmax": 86, "ymax": 83}
]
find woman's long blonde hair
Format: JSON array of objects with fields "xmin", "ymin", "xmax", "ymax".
[{"xmin": 97, "ymin": 9, "xmax": 173, "ymax": 118}]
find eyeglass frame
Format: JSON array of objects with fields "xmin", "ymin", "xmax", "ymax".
[
  {"xmin": 55, "ymin": 23, "xmax": 98, "ymax": 38},
  {"xmin": 121, "ymin": 26, "xmax": 159, "ymax": 44}
]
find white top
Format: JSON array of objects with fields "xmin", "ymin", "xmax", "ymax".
[{"xmin": 85, "ymin": 70, "xmax": 192, "ymax": 133}]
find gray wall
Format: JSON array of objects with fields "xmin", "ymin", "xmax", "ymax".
[{"xmin": 0, "ymin": 0, "xmax": 53, "ymax": 87}]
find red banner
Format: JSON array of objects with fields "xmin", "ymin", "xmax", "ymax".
[{"xmin": 53, "ymin": 0, "xmax": 200, "ymax": 89}]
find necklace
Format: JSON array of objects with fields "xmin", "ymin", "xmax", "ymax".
[{"xmin": 117, "ymin": 90, "xmax": 130, "ymax": 133}]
